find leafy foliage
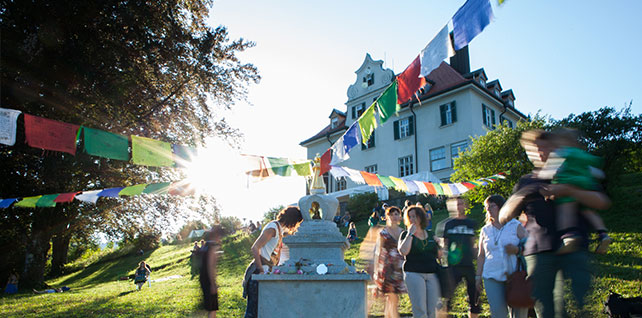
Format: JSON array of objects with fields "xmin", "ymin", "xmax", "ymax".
[
  {"xmin": 347, "ymin": 192, "xmax": 379, "ymax": 221},
  {"xmin": 450, "ymin": 118, "xmax": 546, "ymax": 206},
  {"xmin": 262, "ymin": 205, "xmax": 284, "ymax": 224}
]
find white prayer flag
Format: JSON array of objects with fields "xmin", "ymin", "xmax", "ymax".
[
  {"xmin": 420, "ymin": 25, "xmax": 455, "ymax": 77},
  {"xmin": 75, "ymin": 190, "xmax": 102, "ymax": 204},
  {"xmin": 0, "ymin": 108, "xmax": 22, "ymax": 146}
]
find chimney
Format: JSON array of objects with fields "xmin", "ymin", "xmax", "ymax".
[{"xmin": 449, "ymin": 45, "xmax": 470, "ymax": 75}]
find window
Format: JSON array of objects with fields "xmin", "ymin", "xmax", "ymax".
[
  {"xmin": 331, "ymin": 117, "xmax": 339, "ymax": 129},
  {"xmin": 365, "ymin": 164, "xmax": 378, "ymax": 174},
  {"xmin": 351, "ymin": 103, "xmax": 365, "ymax": 119},
  {"xmin": 363, "ymin": 73, "xmax": 375, "ymax": 87},
  {"xmin": 450, "ymin": 141, "xmax": 468, "ymax": 166},
  {"xmin": 499, "ymin": 115, "xmax": 513, "ymax": 128},
  {"xmin": 482, "ymin": 104, "xmax": 496, "ymax": 128},
  {"xmin": 393, "ymin": 116, "xmax": 414, "ymax": 140},
  {"xmin": 362, "ymin": 132, "xmax": 375, "ymax": 150},
  {"xmin": 323, "ymin": 173, "xmax": 330, "ymax": 193},
  {"xmin": 430, "ymin": 147, "xmax": 447, "ymax": 171},
  {"xmin": 398, "ymin": 156, "xmax": 414, "ymax": 177},
  {"xmin": 439, "ymin": 101, "xmax": 457, "ymax": 126},
  {"xmin": 336, "ymin": 177, "xmax": 347, "ymax": 191}
]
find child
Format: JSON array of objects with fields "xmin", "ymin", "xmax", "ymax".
[
  {"xmin": 134, "ymin": 261, "xmax": 151, "ymax": 290},
  {"xmin": 347, "ymin": 222, "xmax": 358, "ymax": 242},
  {"xmin": 540, "ymin": 128, "xmax": 612, "ymax": 254}
]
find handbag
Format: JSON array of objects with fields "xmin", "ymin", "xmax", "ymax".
[{"xmin": 505, "ymin": 255, "xmax": 534, "ymax": 308}]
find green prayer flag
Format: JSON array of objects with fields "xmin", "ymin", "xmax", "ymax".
[
  {"xmin": 15, "ymin": 195, "xmax": 42, "ymax": 208},
  {"xmin": 433, "ymin": 183, "xmax": 445, "ymax": 195},
  {"xmin": 376, "ymin": 81, "xmax": 399, "ymax": 123},
  {"xmin": 36, "ymin": 194, "xmax": 58, "ymax": 207},
  {"xmin": 377, "ymin": 175, "xmax": 396, "ymax": 188},
  {"xmin": 119, "ymin": 184, "xmax": 148, "ymax": 196},
  {"xmin": 358, "ymin": 103, "xmax": 378, "ymax": 145},
  {"xmin": 267, "ymin": 157, "xmax": 292, "ymax": 176},
  {"xmin": 83, "ymin": 127, "xmax": 130, "ymax": 161},
  {"xmin": 292, "ymin": 161, "xmax": 312, "ymax": 176},
  {"xmin": 131, "ymin": 135, "xmax": 175, "ymax": 167},
  {"xmin": 142, "ymin": 182, "xmax": 171, "ymax": 195}
]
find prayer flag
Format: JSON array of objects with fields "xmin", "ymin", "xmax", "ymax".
[
  {"xmin": 467, "ymin": 180, "xmax": 484, "ymax": 187},
  {"xmin": 424, "ymin": 183, "xmax": 438, "ymax": 195},
  {"xmin": 403, "ymin": 180, "xmax": 419, "ymax": 193},
  {"xmin": 131, "ymin": 135, "xmax": 174, "ymax": 167},
  {"xmin": 54, "ymin": 192, "xmax": 79, "ymax": 203},
  {"xmin": 292, "ymin": 161, "xmax": 312, "ymax": 176},
  {"xmin": 498, "ymin": 0, "xmax": 505, "ymax": 5},
  {"xmin": 244, "ymin": 155, "xmax": 275, "ymax": 180},
  {"xmin": 441, "ymin": 184, "xmax": 454, "ymax": 196},
  {"xmin": 461, "ymin": 182, "xmax": 476, "ymax": 189},
  {"xmin": 376, "ymin": 81, "xmax": 399, "ymax": 124},
  {"xmin": 389, "ymin": 176, "xmax": 408, "ymax": 191},
  {"xmin": 75, "ymin": 190, "xmax": 101, "ymax": 203},
  {"xmin": 36, "ymin": 194, "xmax": 58, "ymax": 207},
  {"xmin": 83, "ymin": 127, "xmax": 130, "ymax": 161},
  {"xmin": 24, "ymin": 114, "xmax": 80, "ymax": 155},
  {"xmin": 413, "ymin": 181, "xmax": 429, "ymax": 194},
  {"xmin": 268, "ymin": 157, "xmax": 292, "ymax": 176},
  {"xmin": 330, "ymin": 136, "xmax": 349, "ymax": 165},
  {"xmin": 358, "ymin": 103, "xmax": 378, "ymax": 145},
  {"xmin": 98, "ymin": 187, "xmax": 124, "ymax": 198},
  {"xmin": 172, "ymin": 144, "xmax": 198, "ymax": 168},
  {"xmin": 433, "ymin": 183, "xmax": 445, "ymax": 195},
  {"xmin": 452, "ymin": 0, "xmax": 494, "ymax": 50},
  {"xmin": 142, "ymin": 182, "xmax": 171, "ymax": 195},
  {"xmin": 447, "ymin": 184, "xmax": 460, "ymax": 195},
  {"xmin": 343, "ymin": 166, "xmax": 366, "ymax": 184},
  {"xmin": 343, "ymin": 122, "xmax": 362, "ymax": 154},
  {"xmin": 360, "ymin": 171, "xmax": 383, "ymax": 187},
  {"xmin": 329, "ymin": 166, "xmax": 350, "ymax": 178},
  {"xmin": 420, "ymin": 25, "xmax": 455, "ymax": 77},
  {"xmin": 455, "ymin": 183, "xmax": 469, "ymax": 194},
  {"xmin": 377, "ymin": 175, "xmax": 396, "ymax": 188},
  {"xmin": 0, "ymin": 198, "xmax": 18, "ymax": 208},
  {"xmin": 396, "ymin": 56, "xmax": 427, "ymax": 104},
  {"xmin": 0, "ymin": 108, "xmax": 21, "ymax": 146},
  {"xmin": 15, "ymin": 196, "xmax": 42, "ymax": 208},
  {"xmin": 169, "ymin": 182, "xmax": 195, "ymax": 196},
  {"xmin": 320, "ymin": 149, "xmax": 332, "ymax": 175},
  {"xmin": 119, "ymin": 184, "xmax": 148, "ymax": 196}
]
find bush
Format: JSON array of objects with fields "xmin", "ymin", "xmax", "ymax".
[
  {"xmin": 347, "ymin": 192, "xmax": 379, "ymax": 222},
  {"xmin": 133, "ymin": 231, "xmax": 161, "ymax": 251}
]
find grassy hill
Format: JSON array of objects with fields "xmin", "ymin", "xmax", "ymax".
[{"xmin": 1, "ymin": 173, "xmax": 640, "ymax": 317}]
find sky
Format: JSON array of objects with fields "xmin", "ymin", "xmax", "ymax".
[{"xmin": 189, "ymin": 0, "xmax": 642, "ymax": 223}]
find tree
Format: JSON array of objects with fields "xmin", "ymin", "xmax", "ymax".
[
  {"xmin": 262, "ymin": 205, "xmax": 284, "ymax": 225},
  {"xmin": 0, "ymin": 0, "xmax": 258, "ymax": 286},
  {"xmin": 347, "ymin": 192, "xmax": 379, "ymax": 221},
  {"xmin": 450, "ymin": 118, "xmax": 546, "ymax": 207},
  {"xmin": 548, "ymin": 105, "xmax": 642, "ymax": 178}
]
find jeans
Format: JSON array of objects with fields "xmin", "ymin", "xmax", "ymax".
[
  {"xmin": 404, "ymin": 271, "xmax": 441, "ymax": 318},
  {"xmin": 525, "ymin": 251, "xmax": 591, "ymax": 318},
  {"xmin": 483, "ymin": 278, "xmax": 528, "ymax": 318},
  {"xmin": 244, "ymin": 279, "xmax": 259, "ymax": 318}
]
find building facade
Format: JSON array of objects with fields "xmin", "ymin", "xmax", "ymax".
[{"xmin": 300, "ymin": 50, "xmax": 527, "ymax": 199}]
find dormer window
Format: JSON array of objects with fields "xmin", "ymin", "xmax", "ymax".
[{"xmin": 331, "ymin": 117, "xmax": 339, "ymax": 129}]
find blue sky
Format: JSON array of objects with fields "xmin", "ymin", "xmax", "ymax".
[{"xmin": 199, "ymin": 0, "xmax": 642, "ymax": 221}]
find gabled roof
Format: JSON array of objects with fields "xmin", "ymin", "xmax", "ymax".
[
  {"xmin": 501, "ymin": 89, "xmax": 515, "ymax": 100},
  {"xmin": 463, "ymin": 68, "xmax": 487, "ymax": 81},
  {"xmin": 329, "ymin": 108, "xmax": 346, "ymax": 118},
  {"xmin": 486, "ymin": 79, "xmax": 502, "ymax": 92},
  {"xmin": 299, "ymin": 112, "xmax": 347, "ymax": 146}
]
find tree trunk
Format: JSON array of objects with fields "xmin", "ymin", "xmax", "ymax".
[
  {"xmin": 23, "ymin": 229, "xmax": 52, "ymax": 288},
  {"xmin": 50, "ymin": 232, "xmax": 71, "ymax": 277}
]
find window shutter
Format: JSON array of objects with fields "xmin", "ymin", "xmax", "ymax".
[
  {"xmin": 440, "ymin": 104, "xmax": 447, "ymax": 126},
  {"xmin": 393, "ymin": 120, "xmax": 400, "ymax": 140},
  {"xmin": 409, "ymin": 116, "xmax": 414, "ymax": 136},
  {"xmin": 370, "ymin": 133, "xmax": 375, "ymax": 147},
  {"xmin": 351, "ymin": 106, "xmax": 356, "ymax": 119},
  {"xmin": 451, "ymin": 102, "xmax": 457, "ymax": 123},
  {"xmin": 491, "ymin": 109, "xmax": 496, "ymax": 125},
  {"xmin": 482, "ymin": 105, "xmax": 487, "ymax": 126}
]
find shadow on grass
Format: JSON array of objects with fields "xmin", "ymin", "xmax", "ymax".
[
  {"xmin": 57, "ymin": 251, "xmax": 154, "ymax": 287},
  {"xmin": 118, "ymin": 290, "xmax": 137, "ymax": 297}
]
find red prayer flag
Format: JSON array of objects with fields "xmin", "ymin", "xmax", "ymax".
[
  {"xmin": 461, "ymin": 182, "xmax": 476, "ymax": 189},
  {"xmin": 423, "ymin": 182, "xmax": 438, "ymax": 195},
  {"xmin": 168, "ymin": 182, "xmax": 195, "ymax": 196},
  {"xmin": 320, "ymin": 149, "xmax": 332, "ymax": 175},
  {"xmin": 54, "ymin": 192, "xmax": 80, "ymax": 203},
  {"xmin": 24, "ymin": 114, "xmax": 80, "ymax": 155},
  {"xmin": 360, "ymin": 171, "xmax": 383, "ymax": 187},
  {"xmin": 397, "ymin": 55, "xmax": 427, "ymax": 104}
]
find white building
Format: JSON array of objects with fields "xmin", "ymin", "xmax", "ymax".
[{"xmin": 300, "ymin": 49, "xmax": 527, "ymax": 209}]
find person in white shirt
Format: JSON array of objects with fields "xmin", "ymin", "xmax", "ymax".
[{"xmin": 476, "ymin": 195, "xmax": 528, "ymax": 318}]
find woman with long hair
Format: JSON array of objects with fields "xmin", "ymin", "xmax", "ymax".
[
  {"xmin": 476, "ymin": 195, "xmax": 528, "ymax": 318},
  {"xmin": 373, "ymin": 206, "xmax": 406, "ymax": 318},
  {"xmin": 242, "ymin": 206, "xmax": 303, "ymax": 318},
  {"xmin": 398, "ymin": 204, "xmax": 442, "ymax": 318}
]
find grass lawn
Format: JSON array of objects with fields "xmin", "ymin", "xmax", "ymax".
[{"xmin": 1, "ymin": 174, "xmax": 640, "ymax": 317}]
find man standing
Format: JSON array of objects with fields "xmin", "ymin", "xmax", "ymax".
[{"xmin": 435, "ymin": 197, "xmax": 480, "ymax": 318}]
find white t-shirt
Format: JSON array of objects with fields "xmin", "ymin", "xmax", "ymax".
[
  {"xmin": 479, "ymin": 219, "xmax": 522, "ymax": 281},
  {"xmin": 259, "ymin": 221, "xmax": 282, "ymax": 260}
]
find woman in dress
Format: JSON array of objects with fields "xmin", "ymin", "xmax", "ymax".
[
  {"xmin": 347, "ymin": 222, "xmax": 358, "ymax": 242},
  {"xmin": 134, "ymin": 261, "xmax": 151, "ymax": 291},
  {"xmin": 398, "ymin": 204, "xmax": 442, "ymax": 318},
  {"xmin": 476, "ymin": 195, "xmax": 528, "ymax": 318},
  {"xmin": 373, "ymin": 206, "xmax": 406, "ymax": 318}
]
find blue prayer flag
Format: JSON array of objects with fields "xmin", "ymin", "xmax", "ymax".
[
  {"xmin": 452, "ymin": 0, "xmax": 494, "ymax": 50},
  {"xmin": 98, "ymin": 187, "xmax": 125, "ymax": 198},
  {"xmin": 343, "ymin": 122, "xmax": 362, "ymax": 153},
  {"xmin": 0, "ymin": 198, "xmax": 17, "ymax": 208}
]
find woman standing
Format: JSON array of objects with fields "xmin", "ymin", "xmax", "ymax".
[
  {"xmin": 373, "ymin": 206, "xmax": 406, "ymax": 318},
  {"xmin": 476, "ymin": 195, "xmax": 528, "ymax": 318},
  {"xmin": 133, "ymin": 261, "xmax": 151, "ymax": 291},
  {"xmin": 398, "ymin": 204, "xmax": 442, "ymax": 318},
  {"xmin": 242, "ymin": 206, "xmax": 303, "ymax": 318},
  {"xmin": 200, "ymin": 225, "xmax": 223, "ymax": 318}
]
